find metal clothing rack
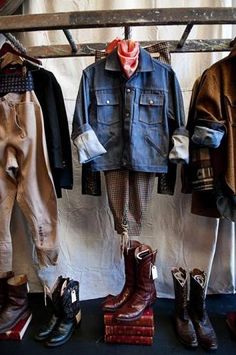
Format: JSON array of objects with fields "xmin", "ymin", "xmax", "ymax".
[{"xmin": 0, "ymin": 7, "xmax": 236, "ymax": 58}]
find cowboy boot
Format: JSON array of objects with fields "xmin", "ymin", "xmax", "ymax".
[
  {"xmin": 171, "ymin": 267, "xmax": 198, "ymax": 348},
  {"xmin": 102, "ymin": 240, "xmax": 141, "ymax": 312},
  {"xmin": 189, "ymin": 268, "xmax": 218, "ymax": 351},
  {"xmin": 0, "ymin": 271, "xmax": 14, "ymax": 312},
  {"xmin": 0, "ymin": 274, "xmax": 31, "ymax": 333},
  {"xmin": 34, "ymin": 275, "xmax": 70, "ymax": 342},
  {"xmin": 114, "ymin": 243, "xmax": 157, "ymax": 322},
  {"xmin": 45, "ymin": 278, "xmax": 81, "ymax": 347}
]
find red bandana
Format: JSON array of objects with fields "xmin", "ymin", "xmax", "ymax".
[{"xmin": 106, "ymin": 38, "xmax": 140, "ymax": 78}]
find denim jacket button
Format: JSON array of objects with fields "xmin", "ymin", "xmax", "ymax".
[
  {"xmin": 149, "ymin": 100, "xmax": 154, "ymax": 105},
  {"xmin": 125, "ymin": 112, "xmax": 130, "ymax": 117},
  {"xmin": 126, "ymin": 88, "xmax": 131, "ymax": 93},
  {"xmin": 106, "ymin": 100, "xmax": 110, "ymax": 104}
]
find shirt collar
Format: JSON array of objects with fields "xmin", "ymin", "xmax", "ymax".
[{"xmin": 105, "ymin": 46, "xmax": 154, "ymax": 73}]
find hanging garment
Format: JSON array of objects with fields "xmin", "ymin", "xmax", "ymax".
[
  {"xmin": 81, "ymin": 42, "xmax": 176, "ymax": 197},
  {"xmin": 32, "ymin": 68, "xmax": 73, "ymax": 198},
  {"xmin": 0, "ymin": 91, "xmax": 59, "ymax": 271},
  {"xmin": 72, "ymin": 45, "xmax": 188, "ymax": 173},
  {"xmin": 0, "ymin": 71, "xmax": 34, "ymax": 94},
  {"xmin": 104, "ymin": 170, "xmax": 155, "ymax": 236},
  {"xmin": 0, "ymin": 68, "xmax": 73, "ymax": 198},
  {"xmin": 182, "ymin": 49, "xmax": 236, "ymax": 220}
]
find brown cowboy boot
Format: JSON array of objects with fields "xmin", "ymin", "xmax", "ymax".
[
  {"xmin": 102, "ymin": 240, "xmax": 141, "ymax": 312},
  {"xmin": 189, "ymin": 268, "xmax": 218, "ymax": 351},
  {"xmin": 114, "ymin": 243, "xmax": 157, "ymax": 322},
  {"xmin": 0, "ymin": 271, "xmax": 14, "ymax": 312},
  {"xmin": 171, "ymin": 267, "xmax": 198, "ymax": 348},
  {"xmin": 0, "ymin": 274, "xmax": 31, "ymax": 333}
]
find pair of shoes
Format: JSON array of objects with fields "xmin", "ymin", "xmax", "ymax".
[
  {"xmin": 0, "ymin": 272, "xmax": 31, "ymax": 333},
  {"xmin": 172, "ymin": 267, "xmax": 218, "ymax": 351},
  {"xmin": 103, "ymin": 240, "xmax": 157, "ymax": 322},
  {"xmin": 34, "ymin": 276, "xmax": 81, "ymax": 347}
]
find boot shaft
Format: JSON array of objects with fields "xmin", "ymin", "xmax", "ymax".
[
  {"xmin": 7, "ymin": 274, "xmax": 29, "ymax": 307},
  {"xmin": 0, "ymin": 271, "xmax": 14, "ymax": 307},
  {"xmin": 189, "ymin": 268, "xmax": 207, "ymax": 319},
  {"xmin": 61, "ymin": 279, "xmax": 80, "ymax": 321},
  {"xmin": 48, "ymin": 276, "xmax": 80, "ymax": 321},
  {"xmin": 123, "ymin": 240, "xmax": 141, "ymax": 287},
  {"xmin": 134, "ymin": 244, "xmax": 157, "ymax": 296},
  {"xmin": 50, "ymin": 276, "xmax": 70, "ymax": 316},
  {"xmin": 172, "ymin": 267, "xmax": 188, "ymax": 317}
]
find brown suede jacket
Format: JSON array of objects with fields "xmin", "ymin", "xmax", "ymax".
[{"xmin": 193, "ymin": 49, "xmax": 236, "ymax": 195}]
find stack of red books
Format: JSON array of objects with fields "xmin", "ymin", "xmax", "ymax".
[
  {"xmin": 104, "ymin": 307, "xmax": 155, "ymax": 345},
  {"xmin": 0, "ymin": 313, "xmax": 32, "ymax": 341}
]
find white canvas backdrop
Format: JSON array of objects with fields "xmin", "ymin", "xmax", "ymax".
[{"xmin": 9, "ymin": 0, "xmax": 236, "ymax": 299}]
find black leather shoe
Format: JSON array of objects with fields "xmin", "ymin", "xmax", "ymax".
[{"xmin": 34, "ymin": 314, "xmax": 59, "ymax": 341}]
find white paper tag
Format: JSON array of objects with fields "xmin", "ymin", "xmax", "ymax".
[
  {"xmin": 151, "ymin": 265, "xmax": 158, "ymax": 280},
  {"xmin": 71, "ymin": 289, "xmax": 77, "ymax": 303}
]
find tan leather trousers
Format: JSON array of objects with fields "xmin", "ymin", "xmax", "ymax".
[{"xmin": 0, "ymin": 91, "xmax": 58, "ymax": 271}]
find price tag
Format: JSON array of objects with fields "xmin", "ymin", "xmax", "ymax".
[
  {"xmin": 71, "ymin": 289, "xmax": 77, "ymax": 303},
  {"xmin": 151, "ymin": 265, "xmax": 158, "ymax": 280}
]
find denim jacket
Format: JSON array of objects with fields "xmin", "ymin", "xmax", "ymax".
[{"xmin": 72, "ymin": 47, "xmax": 189, "ymax": 172}]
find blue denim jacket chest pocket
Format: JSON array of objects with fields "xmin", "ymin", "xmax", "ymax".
[
  {"xmin": 95, "ymin": 90, "xmax": 120, "ymax": 125},
  {"xmin": 139, "ymin": 92, "xmax": 164, "ymax": 125},
  {"xmin": 72, "ymin": 47, "xmax": 188, "ymax": 171}
]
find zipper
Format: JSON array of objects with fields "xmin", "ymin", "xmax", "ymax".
[{"xmin": 145, "ymin": 135, "xmax": 165, "ymax": 158}]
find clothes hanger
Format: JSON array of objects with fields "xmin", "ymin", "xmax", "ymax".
[
  {"xmin": 0, "ymin": 42, "xmax": 42, "ymax": 66},
  {"xmin": 0, "ymin": 52, "xmax": 25, "ymax": 70}
]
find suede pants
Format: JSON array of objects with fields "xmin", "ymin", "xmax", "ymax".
[{"xmin": 0, "ymin": 91, "xmax": 59, "ymax": 271}]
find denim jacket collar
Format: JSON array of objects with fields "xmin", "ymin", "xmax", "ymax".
[{"xmin": 105, "ymin": 46, "xmax": 154, "ymax": 73}]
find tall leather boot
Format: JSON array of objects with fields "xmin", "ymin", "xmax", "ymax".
[
  {"xmin": 34, "ymin": 275, "xmax": 70, "ymax": 342},
  {"xmin": 102, "ymin": 240, "xmax": 141, "ymax": 312},
  {"xmin": 114, "ymin": 243, "xmax": 157, "ymax": 322},
  {"xmin": 189, "ymin": 268, "xmax": 218, "ymax": 351},
  {"xmin": 0, "ymin": 274, "xmax": 31, "ymax": 333},
  {"xmin": 171, "ymin": 267, "xmax": 198, "ymax": 348},
  {"xmin": 0, "ymin": 271, "xmax": 14, "ymax": 312},
  {"xmin": 45, "ymin": 278, "xmax": 81, "ymax": 347}
]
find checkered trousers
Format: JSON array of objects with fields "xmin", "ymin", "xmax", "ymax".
[{"xmin": 104, "ymin": 170, "xmax": 155, "ymax": 236}]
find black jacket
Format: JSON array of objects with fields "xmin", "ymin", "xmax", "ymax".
[{"xmin": 32, "ymin": 68, "xmax": 73, "ymax": 197}]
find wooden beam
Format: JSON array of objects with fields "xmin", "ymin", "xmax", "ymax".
[
  {"xmin": 0, "ymin": 8, "xmax": 236, "ymax": 32},
  {"xmin": 26, "ymin": 40, "xmax": 232, "ymax": 59}
]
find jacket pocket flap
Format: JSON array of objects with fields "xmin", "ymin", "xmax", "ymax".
[
  {"xmin": 140, "ymin": 93, "xmax": 163, "ymax": 106},
  {"xmin": 96, "ymin": 92, "xmax": 119, "ymax": 106}
]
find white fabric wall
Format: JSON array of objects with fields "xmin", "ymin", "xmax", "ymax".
[{"xmin": 10, "ymin": 0, "xmax": 236, "ymax": 299}]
